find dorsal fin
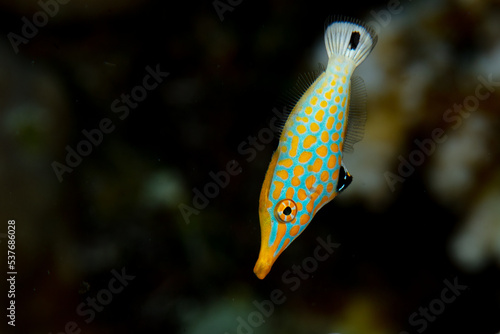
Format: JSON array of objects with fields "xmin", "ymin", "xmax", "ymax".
[
  {"xmin": 336, "ymin": 164, "xmax": 353, "ymax": 193},
  {"xmin": 286, "ymin": 64, "xmax": 326, "ymax": 104},
  {"xmin": 274, "ymin": 64, "xmax": 326, "ymax": 136},
  {"xmin": 343, "ymin": 75, "xmax": 367, "ymax": 153}
]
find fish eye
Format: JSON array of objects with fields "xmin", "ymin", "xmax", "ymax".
[
  {"xmin": 348, "ymin": 31, "xmax": 360, "ymax": 50},
  {"xmin": 274, "ymin": 199, "xmax": 297, "ymax": 223}
]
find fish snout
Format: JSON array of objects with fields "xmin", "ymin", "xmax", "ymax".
[{"xmin": 253, "ymin": 250, "xmax": 274, "ymax": 279}]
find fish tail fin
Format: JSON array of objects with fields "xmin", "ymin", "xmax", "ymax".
[{"xmin": 324, "ymin": 16, "xmax": 377, "ymax": 67}]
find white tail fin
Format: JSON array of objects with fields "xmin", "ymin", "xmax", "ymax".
[{"xmin": 324, "ymin": 17, "xmax": 377, "ymax": 67}]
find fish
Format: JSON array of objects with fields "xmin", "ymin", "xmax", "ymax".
[{"xmin": 254, "ymin": 17, "xmax": 377, "ymax": 279}]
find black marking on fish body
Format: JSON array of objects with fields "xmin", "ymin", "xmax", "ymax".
[
  {"xmin": 348, "ymin": 31, "xmax": 360, "ymax": 50},
  {"xmin": 336, "ymin": 166, "xmax": 353, "ymax": 193}
]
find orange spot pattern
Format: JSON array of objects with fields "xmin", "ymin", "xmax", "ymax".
[
  {"xmin": 276, "ymin": 169, "xmax": 288, "ymax": 180},
  {"xmin": 268, "ymin": 222, "xmax": 287, "ymax": 257},
  {"xmin": 321, "ymin": 131, "xmax": 329, "ymax": 143},
  {"xmin": 305, "ymin": 175, "xmax": 316, "ymax": 190},
  {"xmin": 289, "ymin": 225, "xmax": 300, "ymax": 237},
  {"xmin": 306, "ymin": 200, "xmax": 314, "ymax": 214},
  {"xmin": 331, "ymin": 143, "xmax": 339, "ymax": 153},
  {"xmin": 315, "ymin": 109, "xmax": 325, "ymax": 122},
  {"xmin": 264, "ymin": 61, "xmax": 354, "ymax": 256},
  {"xmin": 331, "ymin": 169, "xmax": 339, "ymax": 181},
  {"xmin": 309, "ymin": 158, "xmax": 323, "ymax": 173},
  {"xmin": 303, "ymin": 135, "xmax": 317, "ymax": 149},
  {"xmin": 289, "ymin": 136, "xmax": 299, "ymax": 157},
  {"xmin": 297, "ymin": 189, "xmax": 307, "ymax": 201},
  {"xmin": 327, "ymin": 155, "xmax": 337, "ymax": 169},
  {"xmin": 298, "ymin": 151, "xmax": 313, "ymax": 164},
  {"xmin": 300, "ymin": 213, "xmax": 310, "ymax": 225},
  {"xmin": 325, "ymin": 89, "xmax": 333, "ymax": 100},
  {"xmin": 272, "ymin": 181, "xmax": 284, "ymax": 200},
  {"xmin": 310, "ymin": 122, "xmax": 320, "ymax": 132},
  {"xmin": 316, "ymin": 145, "xmax": 328, "ymax": 157},
  {"xmin": 337, "ymin": 111, "xmax": 344, "ymax": 121},
  {"xmin": 326, "ymin": 116, "xmax": 335, "ymax": 130},
  {"xmin": 294, "ymin": 165, "xmax": 304, "ymax": 177},
  {"xmin": 278, "ymin": 159, "xmax": 293, "ymax": 167}
]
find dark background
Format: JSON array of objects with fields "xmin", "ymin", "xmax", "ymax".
[{"xmin": 0, "ymin": 0, "xmax": 499, "ymax": 333}]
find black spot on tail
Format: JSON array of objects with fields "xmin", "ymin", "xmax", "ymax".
[{"xmin": 348, "ymin": 31, "xmax": 360, "ymax": 50}]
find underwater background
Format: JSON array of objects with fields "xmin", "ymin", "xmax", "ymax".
[{"xmin": 0, "ymin": 0, "xmax": 499, "ymax": 333}]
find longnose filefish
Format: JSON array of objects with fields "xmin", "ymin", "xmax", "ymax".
[{"xmin": 254, "ymin": 17, "xmax": 377, "ymax": 279}]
